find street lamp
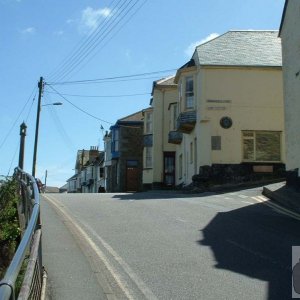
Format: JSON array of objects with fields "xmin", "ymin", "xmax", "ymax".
[
  {"xmin": 42, "ymin": 102, "xmax": 63, "ymax": 107},
  {"xmin": 32, "ymin": 77, "xmax": 63, "ymax": 177}
]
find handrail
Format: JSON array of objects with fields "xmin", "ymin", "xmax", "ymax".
[{"xmin": 0, "ymin": 168, "xmax": 41, "ymax": 300}]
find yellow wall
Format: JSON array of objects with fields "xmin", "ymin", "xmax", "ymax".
[
  {"xmin": 175, "ymin": 66, "xmax": 284, "ymax": 185},
  {"xmin": 201, "ymin": 67, "xmax": 284, "ymax": 164}
]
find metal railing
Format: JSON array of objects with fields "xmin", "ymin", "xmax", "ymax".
[{"xmin": 0, "ymin": 168, "xmax": 43, "ymax": 300}]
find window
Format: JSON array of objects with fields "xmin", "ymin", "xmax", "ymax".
[
  {"xmin": 242, "ymin": 131, "xmax": 281, "ymax": 162},
  {"xmin": 145, "ymin": 112, "xmax": 153, "ymax": 134},
  {"xmin": 112, "ymin": 128, "xmax": 119, "ymax": 152},
  {"xmin": 145, "ymin": 147, "xmax": 153, "ymax": 168},
  {"xmin": 99, "ymin": 167, "xmax": 104, "ymax": 178},
  {"xmin": 212, "ymin": 136, "xmax": 221, "ymax": 150},
  {"xmin": 185, "ymin": 76, "xmax": 194, "ymax": 109},
  {"xmin": 179, "ymin": 154, "xmax": 183, "ymax": 179},
  {"xmin": 190, "ymin": 142, "xmax": 193, "ymax": 163},
  {"xmin": 169, "ymin": 103, "xmax": 178, "ymax": 130},
  {"xmin": 178, "ymin": 80, "xmax": 183, "ymax": 101}
]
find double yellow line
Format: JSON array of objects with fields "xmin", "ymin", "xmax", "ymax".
[{"xmin": 252, "ymin": 195, "xmax": 300, "ymax": 221}]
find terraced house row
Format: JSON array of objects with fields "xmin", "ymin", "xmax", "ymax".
[
  {"xmin": 142, "ymin": 30, "xmax": 284, "ymax": 190},
  {"xmin": 68, "ymin": 8, "xmax": 300, "ymax": 193}
]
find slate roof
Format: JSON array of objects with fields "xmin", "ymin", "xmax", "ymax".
[
  {"xmin": 118, "ymin": 110, "xmax": 144, "ymax": 122},
  {"xmin": 156, "ymin": 76, "xmax": 176, "ymax": 86},
  {"xmin": 193, "ymin": 31, "xmax": 282, "ymax": 67}
]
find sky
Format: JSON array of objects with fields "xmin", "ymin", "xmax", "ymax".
[{"xmin": 0, "ymin": 0, "xmax": 285, "ymax": 187}]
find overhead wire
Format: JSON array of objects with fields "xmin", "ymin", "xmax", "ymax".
[
  {"xmin": 52, "ymin": 0, "xmax": 139, "ymax": 82},
  {"xmin": 47, "ymin": 0, "xmax": 121, "ymax": 81},
  {"xmin": 47, "ymin": 68, "xmax": 176, "ymax": 85},
  {"xmin": 0, "ymin": 85, "xmax": 37, "ymax": 152},
  {"xmin": 46, "ymin": 85, "xmax": 113, "ymax": 125},
  {"xmin": 7, "ymin": 143, "xmax": 19, "ymax": 176},
  {"xmin": 60, "ymin": 0, "xmax": 149, "ymax": 82},
  {"xmin": 43, "ymin": 95, "xmax": 76, "ymax": 151},
  {"xmin": 44, "ymin": 91, "xmax": 150, "ymax": 98},
  {"xmin": 50, "ymin": 0, "xmax": 143, "ymax": 82}
]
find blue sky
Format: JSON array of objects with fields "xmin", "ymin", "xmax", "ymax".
[{"xmin": 0, "ymin": 0, "xmax": 285, "ymax": 187}]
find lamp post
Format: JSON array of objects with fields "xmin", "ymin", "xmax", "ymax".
[{"xmin": 32, "ymin": 77, "xmax": 62, "ymax": 177}]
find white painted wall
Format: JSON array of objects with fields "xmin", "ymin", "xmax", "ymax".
[{"xmin": 280, "ymin": 0, "xmax": 300, "ymax": 175}]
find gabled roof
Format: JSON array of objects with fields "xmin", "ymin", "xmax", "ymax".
[
  {"xmin": 155, "ymin": 76, "xmax": 176, "ymax": 86},
  {"xmin": 118, "ymin": 110, "xmax": 144, "ymax": 122},
  {"xmin": 279, "ymin": 0, "xmax": 289, "ymax": 36},
  {"xmin": 193, "ymin": 30, "xmax": 282, "ymax": 67},
  {"xmin": 151, "ymin": 75, "xmax": 176, "ymax": 96}
]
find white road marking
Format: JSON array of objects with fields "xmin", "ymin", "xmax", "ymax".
[
  {"xmin": 252, "ymin": 196, "xmax": 300, "ymax": 221},
  {"xmin": 44, "ymin": 195, "xmax": 158, "ymax": 300},
  {"xmin": 238, "ymin": 195, "xmax": 248, "ymax": 199},
  {"xmin": 242, "ymin": 201, "xmax": 254, "ymax": 205},
  {"xmin": 80, "ymin": 222, "xmax": 158, "ymax": 300}
]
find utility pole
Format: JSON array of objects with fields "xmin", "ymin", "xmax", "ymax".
[
  {"xmin": 44, "ymin": 169, "xmax": 47, "ymax": 187},
  {"xmin": 18, "ymin": 122, "xmax": 27, "ymax": 170},
  {"xmin": 32, "ymin": 77, "xmax": 44, "ymax": 177}
]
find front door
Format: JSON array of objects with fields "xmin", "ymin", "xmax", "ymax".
[
  {"xmin": 126, "ymin": 160, "xmax": 139, "ymax": 192},
  {"xmin": 164, "ymin": 152, "xmax": 175, "ymax": 187}
]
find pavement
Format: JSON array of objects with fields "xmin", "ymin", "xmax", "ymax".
[{"xmin": 263, "ymin": 181, "xmax": 300, "ymax": 214}]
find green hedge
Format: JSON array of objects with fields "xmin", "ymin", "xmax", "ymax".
[{"xmin": 0, "ymin": 179, "xmax": 21, "ymax": 279}]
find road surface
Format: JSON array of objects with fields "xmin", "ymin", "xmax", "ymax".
[{"xmin": 41, "ymin": 186, "xmax": 300, "ymax": 299}]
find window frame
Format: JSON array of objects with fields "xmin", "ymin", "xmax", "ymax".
[
  {"xmin": 185, "ymin": 76, "xmax": 194, "ymax": 109},
  {"xmin": 145, "ymin": 111, "xmax": 153, "ymax": 134},
  {"xmin": 144, "ymin": 146, "xmax": 153, "ymax": 169},
  {"xmin": 242, "ymin": 130, "xmax": 282, "ymax": 162}
]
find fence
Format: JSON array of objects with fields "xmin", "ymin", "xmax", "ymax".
[{"xmin": 0, "ymin": 168, "xmax": 44, "ymax": 300}]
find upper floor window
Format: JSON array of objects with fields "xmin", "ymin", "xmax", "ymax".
[
  {"xmin": 185, "ymin": 76, "xmax": 194, "ymax": 109},
  {"xmin": 145, "ymin": 112, "xmax": 153, "ymax": 134},
  {"xmin": 112, "ymin": 128, "xmax": 119, "ymax": 152},
  {"xmin": 169, "ymin": 103, "xmax": 178, "ymax": 131}
]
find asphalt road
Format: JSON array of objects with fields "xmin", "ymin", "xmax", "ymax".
[{"xmin": 41, "ymin": 186, "xmax": 300, "ymax": 300}]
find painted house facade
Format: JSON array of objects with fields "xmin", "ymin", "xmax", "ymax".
[
  {"xmin": 279, "ymin": 0, "xmax": 300, "ymax": 187},
  {"xmin": 104, "ymin": 111, "xmax": 144, "ymax": 192},
  {"xmin": 67, "ymin": 147, "xmax": 105, "ymax": 193},
  {"xmin": 174, "ymin": 31, "xmax": 285, "ymax": 186},
  {"xmin": 142, "ymin": 77, "xmax": 179, "ymax": 189}
]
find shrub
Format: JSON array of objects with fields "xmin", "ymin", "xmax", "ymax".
[{"xmin": 0, "ymin": 179, "xmax": 21, "ymax": 279}]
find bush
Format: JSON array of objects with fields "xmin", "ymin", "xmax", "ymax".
[{"xmin": 0, "ymin": 179, "xmax": 21, "ymax": 279}]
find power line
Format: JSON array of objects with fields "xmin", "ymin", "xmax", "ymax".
[
  {"xmin": 47, "ymin": 0, "xmax": 121, "ymax": 81},
  {"xmin": 44, "ymin": 90, "xmax": 150, "ymax": 98},
  {"xmin": 47, "ymin": 85, "xmax": 113, "ymax": 125},
  {"xmin": 46, "ymin": 68, "xmax": 176, "ymax": 85},
  {"xmin": 43, "ymin": 95, "xmax": 76, "ymax": 151},
  {"xmin": 0, "ymin": 85, "xmax": 37, "ymax": 152},
  {"xmin": 63, "ymin": 0, "xmax": 149, "ymax": 82},
  {"xmin": 50, "ymin": 0, "xmax": 145, "ymax": 82},
  {"xmin": 54, "ymin": 0, "xmax": 141, "ymax": 82},
  {"xmin": 7, "ymin": 143, "xmax": 19, "ymax": 176}
]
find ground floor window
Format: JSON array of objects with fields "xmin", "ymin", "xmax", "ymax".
[
  {"xmin": 179, "ymin": 154, "xmax": 183, "ymax": 179},
  {"xmin": 145, "ymin": 147, "xmax": 153, "ymax": 168},
  {"xmin": 242, "ymin": 131, "xmax": 281, "ymax": 162}
]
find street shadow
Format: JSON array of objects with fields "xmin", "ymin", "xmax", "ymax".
[
  {"xmin": 199, "ymin": 200, "xmax": 300, "ymax": 299},
  {"xmin": 111, "ymin": 191, "xmax": 216, "ymax": 201}
]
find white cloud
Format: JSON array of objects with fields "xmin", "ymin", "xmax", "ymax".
[
  {"xmin": 54, "ymin": 30, "xmax": 64, "ymax": 36},
  {"xmin": 80, "ymin": 6, "xmax": 112, "ymax": 33},
  {"xmin": 66, "ymin": 19, "xmax": 75, "ymax": 24},
  {"xmin": 185, "ymin": 33, "xmax": 219, "ymax": 57},
  {"xmin": 21, "ymin": 27, "xmax": 36, "ymax": 34}
]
